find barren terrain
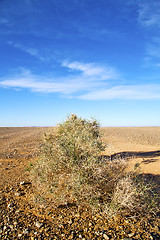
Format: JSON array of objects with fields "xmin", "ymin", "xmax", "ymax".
[
  {"xmin": 102, "ymin": 127, "xmax": 160, "ymax": 175},
  {"xmin": 0, "ymin": 127, "xmax": 159, "ymax": 239}
]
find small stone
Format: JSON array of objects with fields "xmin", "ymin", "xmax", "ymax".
[
  {"xmin": 103, "ymin": 233, "xmax": 109, "ymax": 240},
  {"xmin": 15, "ymin": 192, "xmax": 21, "ymax": 197},
  {"xmin": 128, "ymin": 233, "xmax": 135, "ymax": 238},
  {"xmin": 20, "ymin": 181, "xmax": 25, "ymax": 185},
  {"xmin": 7, "ymin": 203, "xmax": 13, "ymax": 208},
  {"xmin": 68, "ymin": 219, "xmax": 73, "ymax": 224},
  {"xmin": 20, "ymin": 180, "xmax": 31, "ymax": 185},
  {"xmin": 3, "ymin": 226, "xmax": 7, "ymax": 231},
  {"xmin": 23, "ymin": 228, "xmax": 29, "ymax": 234},
  {"xmin": 18, "ymin": 234, "xmax": 22, "ymax": 237},
  {"xmin": 8, "ymin": 225, "xmax": 14, "ymax": 231},
  {"xmin": 122, "ymin": 238, "xmax": 132, "ymax": 240},
  {"xmin": 35, "ymin": 221, "xmax": 43, "ymax": 228}
]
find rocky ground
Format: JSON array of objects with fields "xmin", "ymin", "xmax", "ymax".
[{"xmin": 0, "ymin": 127, "xmax": 160, "ymax": 239}]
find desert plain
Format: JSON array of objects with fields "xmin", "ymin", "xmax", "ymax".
[{"xmin": 0, "ymin": 127, "xmax": 160, "ymax": 239}]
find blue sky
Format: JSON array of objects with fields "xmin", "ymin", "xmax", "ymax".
[{"xmin": 0, "ymin": 0, "xmax": 160, "ymax": 127}]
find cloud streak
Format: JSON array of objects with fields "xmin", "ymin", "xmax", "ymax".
[
  {"xmin": 62, "ymin": 61, "xmax": 118, "ymax": 80},
  {"xmin": 79, "ymin": 84, "xmax": 160, "ymax": 100},
  {"xmin": 0, "ymin": 61, "xmax": 118, "ymax": 95},
  {"xmin": 136, "ymin": 0, "xmax": 160, "ymax": 68},
  {"xmin": 7, "ymin": 41, "xmax": 48, "ymax": 61},
  {"xmin": 0, "ymin": 61, "xmax": 160, "ymax": 101},
  {"xmin": 138, "ymin": 0, "xmax": 160, "ymax": 28},
  {"xmin": 0, "ymin": 73, "xmax": 87, "ymax": 95}
]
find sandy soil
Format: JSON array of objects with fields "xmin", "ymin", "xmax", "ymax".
[
  {"xmin": 0, "ymin": 126, "xmax": 160, "ymax": 188},
  {"xmin": 102, "ymin": 127, "xmax": 160, "ymax": 175},
  {"xmin": 0, "ymin": 127, "xmax": 49, "ymax": 187},
  {"xmin": 0, "ymin": 127, "xmax": 159, "ymax": 239}
]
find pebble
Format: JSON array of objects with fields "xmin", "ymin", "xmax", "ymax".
[
  {"xmin": 68, "ymin": 219, "xmax": 73, "ymax": 224},
  {"xmin": 23, "ymin": 228, "xmax": 29, "ymax": 234},
  {"xmin": 128, "ymin": 232, "xmax": 134, "ymax": 238},
  {"xmin": 8, "ymin": 225, "xmax": 14, "ymax": 231},
  {"xmin": 20, "ymin": 180, "xmax": 31, "ymax": 185},
  {"xmin": 20, "ymin": 181, "xmax": 25, "ymax": 185},
  {"xmin": 7, "ymin": 203, "xmax": 13, "ymax": 208},
  {"xmin": 15, "ymin": 192, "xmax": 21, "ymax": 197},
  {"xmin": 103, "ymin": 233, "xmax": 109, "ymax": 240},
  {"xmin": 122, "ymin": 238, "xmax": 132, "ymax": 240},
  {"xmin": 35, "ymin": 221, "xmax": 43, "ymax": 228},
  {"xmin": 3, "ymin": 226, "xmax": 7, "ymax": 231}
]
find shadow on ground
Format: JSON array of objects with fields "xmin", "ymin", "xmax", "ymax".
[
  {"xmin": 99, "ymin": 151, "xmax": 160, "ymax": 194},
  {"xmin": 111, "ymin": 150, "xmax": 160, "ymax": 160},
  {"xmin": 138, "ymin": 173, "xmax": 160, "ymax": 191},
  {"xmin": 137, "ymin": 173, "xmax": 160, "ymax": 212},
  {"xmin": 100, "ymin": 150, "xmax": 160, "ymax": 164}
]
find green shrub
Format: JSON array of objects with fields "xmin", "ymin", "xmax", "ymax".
[
  {"xmin": 31, "ymin": 114, "xmax": 159, "ymax": 216},
  {"xmin": 43, "ymin": 114, "xmax": 105, "ymax": 169},
  {"xmin": 32, "ymin": 114, "xmax": 108, "ymax": 206}
]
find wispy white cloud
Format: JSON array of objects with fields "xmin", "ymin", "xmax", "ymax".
[
  {"xmin": 7, "ymin": 41, "xmax": 48, "ymax": 61},
  {"xmin": 0, "ymin": 61, "xmax": 118, "ymax": 95},
  {"xmin": 62, "ymin": 61, "xmax": 118, "ymax": 80},
  {"xmin": 0, "ymin": 71, "xmax": 84, "ymax": 95},
  {"xmin": 79, "ymin": 84, "xmax": 160, "ymax": 100},
  {"xmin": 146, "ymin": 38, "xmax": 160, "ymax": 59},
  {"xmin": 138, "ymin": 0, "xmax": 160, "ymax": 28},
  {"xmin": 143, "ymin": 36, "xmax": 160, "ymax": 68},
  {"xmin": 136, "ymin": 1, "xmax": 160, "ymax": 67},
  {"xmin": 0, "ymin": 61, "xmax": 160, "ymax": 101}
]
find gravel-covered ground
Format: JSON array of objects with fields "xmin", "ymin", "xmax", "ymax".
[{"xmin": 0, "ymin": 127, "xmax": 160, "ymax": 239}]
